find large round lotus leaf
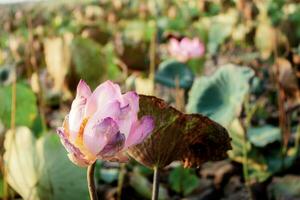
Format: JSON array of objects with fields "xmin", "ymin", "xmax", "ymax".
[
  {"xmin": 248, "ymin": 125, "xmax": 281, "ymax": 147},
  {"xmin": 0, "ymin": 83, "xmax": 38, "ymax": 128},
  {"xmin": 186, "ymin": 64, "xmax": 254, "ymax": 127},
  {"xmin": 155, "ymin": 60, "xmax": 194, "ymax": 89},
  {"xmin": 4, "ymin": 127, "xmax": 88, "ymax": 200}
]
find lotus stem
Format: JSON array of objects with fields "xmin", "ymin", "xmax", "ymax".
[
  {"xmin": 117, "ymin": 163, "xmax": 126, "ymax": 200},
  {"xmin": 87, "ymin": 162, "xmax": 98, "ymax": 200},
  {"xmin": 149, "ymin": 21, "xmax": 157, "ymax": 95},
  {"xmin": 152, "ymin": 166, "xmax": 160, "ymax": 200},
  {"xmin": 243, "ymin": 95, "xmax": 257, "ymax": 200}
]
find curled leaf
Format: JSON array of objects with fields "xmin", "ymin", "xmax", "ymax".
[
  {"xmin": 186, "ymin": 64, "xmax": 254, "ymax": 127},
  {"xmin": 44, "ymin": 36, "xmax": 71, "ymax": 93},
  {"xmin": 128, "ymin": 95, "xmax": 231, "ymax": 169}
]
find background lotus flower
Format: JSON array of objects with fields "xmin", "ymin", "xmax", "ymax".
[
  {"xmin": 57, "ymin": 80, "xmax": 154, "ymax": 167},
  {"xmin": 168, "ymin": 37, "xmax": 205, "ymax": 62}
]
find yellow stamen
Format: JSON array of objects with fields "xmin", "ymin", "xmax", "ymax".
[{"xmin": 74, "ymin": 118, "xmax": 96, "ymax": 160}]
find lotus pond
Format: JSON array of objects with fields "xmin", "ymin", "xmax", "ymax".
[{"xmin": 0, "ymin": 0, "xmax": 300, "ymax": 200}]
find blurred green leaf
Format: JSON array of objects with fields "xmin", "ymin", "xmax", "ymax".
[
  {"xmin": 31, "ymin": 115, "xmax": 44, "ymax": 137},
  {"xmin": 267, "ymin": 0, "xmax": 285, "ymax": 26},
  {"xmin": 289, "ymin": 5, "xmax": 300, "ymax": 39},
  {"xmin": 4, "ymin": 127, "xmax": 88, "ymax": 200},
  {"xmin": 206, "ymin": 2, "xmax": 221, "ymax": 16},
  {"xmin": 248, "ymin": 125, "xmax": 281, "ymax": 147},
  {"xmin": 155, "ymin": 60, "xmax": 194, "ymax": 89},
  {"xmin": 207, "ymin": 10, "xmax": 237, "ymax": 54},
  {"xmin": 122, "ymin": 20, "xmax": 155, "ymax": 43},
  {"xmin": 70, "ymin": 37, "xmax": 106, "ymax": 88},
  {"xmin": 135, "ymin": 164, "xmax": 153, "ymax": 176},
  {"xmin": 169, "ymin": 165, "xmax": 200, "ymax": 196},
  {"xmin": 266, "ymin": 147, "xmax": 297, "ymax": 174},
  {"xmin": 129, "ymin": 168, "xmax": 169, "ymax": 200},
  {"xmin": 268, "ymin": 175, "xmax": 300, "ymax": 200},
  {"xmin": 157, "ymin": 17, "xmax": 187, "ymax": 34},
  {"xmin": 103, "ymin": 43, "xmax": 123, "ymax": 81},
  {"xmin": 187, "ymin": 64, "xmax": 254, "ymax": 127},
  {"xmin": 250, "ymin": 76, "xmax": 265, "ymax": 95},
  {"xmin": 208, "ymin": 22, "xmax": 231, "ymax": 54},
  {"xmin": 100, "ymin": 168, "xmax": 119, "ymax": 184},
  {"xmin": 186, "ymin": 58, "xmax": 205, "ymax": 75},
  {"xmin": 228, "ymin": 119, "xmax": 270, "ymax": 182},
  {"xmin": 0, "ymin": 67, "xmax": 10, "ymax": 84},
  {"xmin": 228, "ymin": 119, "xmax": 298, "ymax": 183},
  {"xmin": 0, "ymin": 83, "xmax": 38, "ymax": 128},
  {"xmin": 0, "ymin": 178, "xmax": 3, "ymax": 198},
  {"xmin": 118, "ymin": 42, "xmax": 149, "ymax": 71}
]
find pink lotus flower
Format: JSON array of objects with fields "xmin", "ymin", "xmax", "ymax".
[
  {"xmin": 168, "ymin": 37, "xmax": 205, "ymax": 62},
  {"xmin": 57, "ymin": 80, "xmax": 154, "ymax": 167}
]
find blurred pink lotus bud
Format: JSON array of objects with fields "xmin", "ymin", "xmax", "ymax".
[
  {"xmin": 168, "ymin": 37, "xmax": 205, "ymax": 62},
  {"xmin": 57, "ymin": 80, "xmax": 154, "ymax": 167}
]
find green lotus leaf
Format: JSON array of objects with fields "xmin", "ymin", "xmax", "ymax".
[
  {"xmin": 0, "ymin": 83, "xmax": 38, "ymax": 128},
  {"xmin": 129, "ymin": 167, "xmax": 169, "ymax": 200},
  {"xmin": 248, "ymin": 125, "xmax": 281, "ymax": 147},
  {"xmin": 169, "ymin": 165, "xmax": 200, "ymax": 196},
  {"xmin": 121, "ymin": 20, "xmax": 155, "ymax": 43},
  {"xmin": 0, "ymin": 178, "xmax": 3, "ymax": 198},
  {"xmin": 208, "ymin": 22, "xmax": 232, "ymax": 54},
  {"xmin": 100, "ymin": 168, "xmax": 119, "ymax": 184},
  {"xmin": 4, "ymin": 127, "xmax": 88, "ymax": 200},
  {"xmin": 157, "ymin": 17, "xmax": 187, "ymax": 34},
  {"xmin": 103, "ymin": 43, "xmax": 123, "ymax": 81},
  {"xmin": 155, "ymin": 60, "xmax": 194, "ymax": 89},
  {"xmin": 228, "ymin": 119, "xmax": 297, "ymax": 183},
  {"xmin": 207, "ymin": 10, "xmax": 237, "ymax": 54},
  {"xmin": 187, "ymin": 64, "xmax": 254, "ymax": 127},
  {"xmin": 268, "ymin": 175, "xmax": 300, "ymax": 199},
  {"xmin": 70, "ymin": 37, "xmax": 106, "ymax": 88},
  {"xmin": 0, "ymin": 66, "xmax": 10, "ymax": 84}
]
